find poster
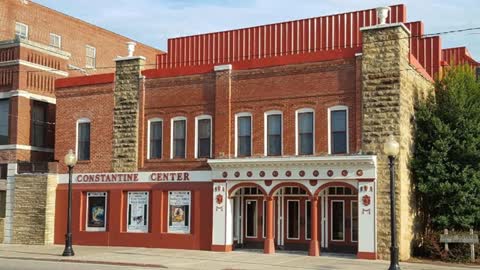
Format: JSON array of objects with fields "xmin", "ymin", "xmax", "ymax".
[
  {"xmin": 168, "ymin": 191, "xmax": 191, "ymax": 233},
  {"xmin": 127, "ymin": 192, "xmax": 149, "ymax": 232},
  {"xmin": 87, "ymin": 192, "xmax": 107, "ymax": 231}
]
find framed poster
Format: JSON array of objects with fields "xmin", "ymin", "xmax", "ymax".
[
  {"xmin": 168, "ymin": 191, "xmax": 191, "ymax": 234},
  {"xmin": 86, "ymin": 192, "xmax": 107, "ymax": 231},
  {"xmin": 127, "ymin": 191, "xmax": 149, "ymax": 233}
]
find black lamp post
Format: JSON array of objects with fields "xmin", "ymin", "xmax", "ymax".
[
  {"xmin": 62, "ymin": 149, "xmax": 77, "ymax": 256},
  {"xmin": 384, "ymin": 135, "xmax": 400, "ymax": 270}
]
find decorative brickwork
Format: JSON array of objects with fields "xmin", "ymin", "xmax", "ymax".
[
  {"xmin": 361, "ymin": 24, "xmax": 434, "ymax": 260},
  {"xmin": 112, "ymin": 57, "xmax": 145, "ymax": 172}
]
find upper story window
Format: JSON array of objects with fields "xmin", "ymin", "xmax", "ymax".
[
  {"xmin": 236, "ymin": 113, "xmax": 252, "ymax": 157},
  {"xmin": 296, "ymin": 109, "xmax": 314, "ymax": 155},
  {"xmin": 86, "ymin": 45, "xmax": 96, "ymax": 68},
  {"xmin": 0, "ymin": 99, "xmax": 9, "ymax": 145},
  {"xmin": 76, "ymin": 118, "xmax": 91, "ymax": 161},
  {"xmin": 195, "ymin": 115, "xmax": 212, "ymax": 158},
  {"xmin": 171, "ymin": 117, "xmax": 186, "ymax": 159},
  {"xmin": 15, "ymin": 22, "xmax": 28, "ymax": 39},
  {"xmin": 329, "ymin": 106, "xmax": 348, "ymax": 154},
  {"xmin": 148, "ymin": 118, "xmax": 163, "ymax": 159},
  {"xmin": 31, "ymin": 101, "xmax": 47, "ymax": 147},
  {"xmin": 50, "ymin": 33, "xmax": 62, "ymax": 49},
  {"xmin": 265, "ymin": 111, "xmax": 282, "ymax": 156}
]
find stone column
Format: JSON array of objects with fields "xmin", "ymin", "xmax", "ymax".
[
  {"xmin": 3, "ymin": 163, "xmax": 16, "ymax": 243},
  {"xmin": 308, "ymin": 196, "xmax": 319, "ymax": 256},
  {"xmin": 112, "ymin": 56, "xmax": 145, "ymax": 172},
  {"xmin": 264, "ymin": 196, "xmax": 275, "ymax": 254},
  {"xmin": 213, "ymin": 64, "xmax": 232, "ymax": 158}
]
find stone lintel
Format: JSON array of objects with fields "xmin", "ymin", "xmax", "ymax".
[{"xmin": 360, "ymin": 23, "xmax": 411, "ymax": 35}]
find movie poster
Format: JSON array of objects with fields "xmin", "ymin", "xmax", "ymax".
[
  {"xmin": 87, "ymin": 192, "xmax": 107, "ymax": 231},
  {"xmin": 168, "ymin": 191, "xmax": 191, "ymax": 233},
  {"xmin": 127, "ymin": 191, "xmax": 149, "ymax": 232}
]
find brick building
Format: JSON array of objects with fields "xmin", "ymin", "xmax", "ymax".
[{"xmin": 53, "ymin": 4, "xmax": 479, "ymax": 260}]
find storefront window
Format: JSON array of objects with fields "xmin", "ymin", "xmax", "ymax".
[
  {"xmin": 86, "ymin": 192, "xmax": 107, "ymax": 231},
  {"xmin": 331, "ymin": 200, "xmax": 344, "ymax": 241},
  {"xmin": 287, "ymin": 200, "xmax": 299, "ymax": 239},
  {"xmin": 127, "ymin": 191, "xmax": 149, "ymax": 233},
  {"xmin": 168, "ymin": 191, "xmax": 191, "ymax": 233}
]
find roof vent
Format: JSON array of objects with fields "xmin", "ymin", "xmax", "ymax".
[{"xmin": 376, "ymin": 6, "xmax": 391, "ymax": 25}]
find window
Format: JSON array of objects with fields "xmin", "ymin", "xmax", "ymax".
[
  {"xmin": 329, "ymin": 106, "xmax": 348, "ymax": 154},
  {"xmin": 351, "ymin": 201, "xmax": 358, "ymax": 242},
  {"xmin": 195, "ymin": 116, "xmax": 212, "ymax": 158},
  {"xmin": 0, "ymin": 99, "xmax": 9, "ymax": 145},
  {"xmin": 0, "ymin": 164, "xmax": 7, "ymax": 180},
  {"xmin": 86, "ymin": 192, "xmax": 107, "ymax": 231},
  {"xmin": 306, "ymin": 200, "xmax": 311, "ymax": 240},
  {"xmin": 148, "ymin": 119, "xmax": 162, "ymax": 159},
  {"xmin": 287, "ymin": 200, "xmax": 300, "ymax": 239},
  {"xmin": 265, "ymin": 112, "xmax": 282, "ymax": 156},
  {"xmin": 127, "ymin": 191, "xmax": 149, "ymax": 233},
  {"xmin": 31, "ymin": 102, "xmax": 47, "ymax": 147},
  {"xmin": 76, "ymin": 119, "xmax": 91, "ymax": 161},
  {"xmin": 168, "ymin": 191, "xmax": 191, "ymax": 233},
  {"xmin": 245, "ymin": 199, "xmax": 257, "ymax": 238},
  {"xmin": 331, "ymin": 200, "xmax": 344, "ymax": 241},
  {"xmin": 50, "ymin": 33, "xmax": 62, "ymax": 48},
  {"xmin": 236, "ymin": 113, "xmax": 252, "ymax": 157},
  {"xmin": 86, "ymin": 45, "xmax": 96, "ymax": 68},
  {"xmin": 297, "ymin": 109, "xmax": 314, "ymax": 155},
  {"xmin": 15, "ymin": 22, "xmax": 28, "ymax": 39},
  {"xmin": 171, "ymin": 118, "xmax": 186, "ymax": 159}
]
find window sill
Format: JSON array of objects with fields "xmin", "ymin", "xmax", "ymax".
[{"xmin": 76, "ymin": 160, "xmax": 91, "ymax": 164}]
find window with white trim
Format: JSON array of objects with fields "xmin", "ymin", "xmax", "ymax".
[
  {"xmin": 31, "ymin": 101, "xmax": 47, "ymax": 147},
  {"xmin": 329, "ymin": 106, "xmax": 348, "ymax": 154},
  {"xmin": 236, "ymin": 113, "xmax": 252, "ymax": 157},
  {"xmin": 296, "ymin": 109, "xmax": 314, "ymax": 155},
  {"xmin": 265, "ymin": 112, "xmax": 282, "ymax": 156},
  {"xmin": 148, "ymin": 119, "xmax": 162, "ymax": 159},
  {"xmin": 15, "ymin": 22, "xmax": 28, "ymax": 39},
  {"xmin": 76, "ymin": 118, "xmax": 91, "ymax": 161},
  {"xmin": 195, "ymin": 115, "xmax": 211, "ymax": 158},
  {"xmin": 0, "ymin": 99, "xmax": 9, "ymax": 145},
  {"xmin": 86, "ymin": 45, "xmax": 96, "ymax": 68},
  {"xmin": 50, "ymin": 33, "xmax": 62, "ymax": 48},
  {"xmin": 172, "ymin": 117, "xmax": 186, "ymax": 159}
]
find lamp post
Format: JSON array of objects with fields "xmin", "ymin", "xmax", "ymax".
[
  {"xmin": 62, "ymin": 149, "xmax": 77, "ymax": 256},
  {"xmin": 384, "ymin": 135, "xmax": 400, "ymax": 270}
]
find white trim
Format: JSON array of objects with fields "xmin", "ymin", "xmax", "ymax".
[
  {"xmin": 194, "ymin": 115, "xmax": 212, "ymax": 159},
  {"xmin": 360, "ymin": 22, "xmax": 411, "ymax": 35},
  {"xmin": 328, "ymin": 105, "xmax": 349, "ymax": 155},
  {"xmin": 286, "ymin": 199, "xmax": 300, "ymax": 240},
  {"xmin": 0, "ymin": 60, "xmax": 68, "ymax": 77},
  {"xmin": 0, "ymin": 39, "xmax": 70, "ymax": 59},
  {"xmin": 234, "ymin": 112, "xmax": 253, "ymax": 157},
  {"xmin": 305, "ymin": 199, "xmax": 311, "ymax": 240},
  {"xmin": 86, "ymin": 192, "xmax": 108, "ymax": 232},
  {"xmin": 245, "ymin": 199, "xmax": 257, "ymax": 238},
  {"xmin": 214, "ymin": 64, "xmax": 232, "ymax": 71},
  {"xmin": 114, "ymin": 56, "xmax": 146, "ymax": 62},
  {"xmin": 147, "ymin": 118, "xmax": 163, "ymax": 160},
  {"xmin": 330, "ymin": 200, "xmax": 345, "ymax": 242},
  {"xmin": 351, "ymin": 200, "xmax": 358, "ymax": 243},
  {"xmin": 170, "ymin": 116, "xmax": 187, "ymax": 159},
  {"xmin": 0, "ymin": 144, "xmax": 53, "ymax": 153},
  {"xmin": 49, "ymin": 33, "xmax": 62, "ymax": 49},
  {"xmin": 76, "ymin": 118, "xmax": 91, "ymax": 160},
  {"xmin": 264, "ymin": 110, "xmax": 283, "ymax": 156},
  {"xmin": 15, "ymin": 22, "xmax": 28, "ymax": 40},
  {"xmin": 295, "ymin": 108, "xmax": 315, "ymax": 155},
  {"xmin": 126, "ymin": 191, "xmax": 149, "ymax": 233},
  {"xmin": 0, "ymin": 90, "xmax": 56, "ymax": 104}
]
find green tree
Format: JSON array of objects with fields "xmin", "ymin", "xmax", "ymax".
[{"xmin": 412, "ymin": 65, "xmax": 480, "ymax": 231}]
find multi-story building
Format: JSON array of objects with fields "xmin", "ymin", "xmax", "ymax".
[
  {"xmin": 53, "ymin": 4, "xmax": 478, "ymax": 260},
  {"xmin": 0, "ymin": 0, "xmax": 161, "ymax": 216}
]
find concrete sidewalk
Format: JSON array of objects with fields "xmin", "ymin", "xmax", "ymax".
[{"xmin": 0, "ymin": 244, "xmax": 477, "ymax": 270}]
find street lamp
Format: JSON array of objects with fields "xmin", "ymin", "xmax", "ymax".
[
  {"xmin": 62, "ymin": 149, "xmax": 77, "ymax": 256},
  {"xmin": 383, "ymin": 135, "xmax": 400, "ymax": 270}
]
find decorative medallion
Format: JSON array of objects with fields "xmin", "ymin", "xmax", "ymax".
[
  {"xmin": 313, "ymin": 170, "xmax": 319, "ymax": 177},
  {"xmin": 247, "ymin": 171, "xmax": 253, "ymax": 177},
  {"xmin": 216, "ymin": 194, "xmax": 224, "ymax": 205},
  {"xmin": 362, "ymin": 194, "xmax": 371, "ymax": 206},
  {"xmin": 285, "ymin": 170, "xmax": 292, "ymax": 177},
  {"xmin": 327, "ymin": 170, "xmax": 334, "ymax": 177},
  {"xmin": 265, "ymin": 180, "xmax": 272, "ymax": 186},
  {"xmin": 259, "ymin": 171, "xmax": 265, "ymax": 177},
  {"xmin": 356, "ymin": 170, "xmax": 363, "ymax": 177},
  {"xmin": 299, "ymin": 170, "xmax": 305, "ymax": 177},
  {"xmin": 222, "ymin": 171, "xmax": 228, "ymax": 178},
  {"xmin": 272, "ymin": 171, "xmax": 279, "ymax": 177},
  {"xmin": 234, "ymin": 171, "xmax": 240, "ymax": 178},
  {"xmin": 309, "ymin": 180, "xmax": 318, "ymax": 186},
  {"xmin": 341, "ymin": 170, "xmax": 348, "ymax": 177}
]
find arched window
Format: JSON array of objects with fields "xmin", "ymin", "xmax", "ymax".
[
  {"xmin": 264, "ymin": 110, "xmax": 282, "ymax": 156},
  {"xmin": 328, "ymin": 105, "xmax": 349, "ymax": 154},
  {"xmin": 147, "ymin": 118, "xmax": 163, "ymax": 159},
  {"xmin": 235, "ymin": 112, "xmax": 252, "ymax": 157},
  {"xmin": 170, "ymin": 116, "xmax": 187, "ymax": 159},
  {"xmin": 195, "ymin": 115, "xmax": 212, "ymax": 158},
  {"xmin": 295, "ymin": 108, "xmax": 314, "ymax": 155}
]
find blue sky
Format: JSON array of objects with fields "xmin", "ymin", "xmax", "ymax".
[{"xmin": 35, "ymin": 0, "xmax": 480, "ymax": 60}]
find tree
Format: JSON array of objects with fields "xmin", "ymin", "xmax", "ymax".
[{"xmin": 412, "ymin": 65, "xmax": 480, "ymax": 231}]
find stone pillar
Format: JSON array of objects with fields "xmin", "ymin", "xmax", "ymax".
[
  {"xmin": 213, "ymin": 64, "xmax": 232, "ymax": 158},
  {"xmin": 264, "ymin": 196, "xmax": 275, "ymax": 254},
  {"xmin": 361, "ymin": 23, "xmax": 434, "ymax": 260},
  {"xmin": 308, "ymin": 197, "xmax": 319, "ymax": 256},
  {"xmin": 3, "ymin": 163, "xmax": 16, "ymax": 243},
  {"xmin": 112, "ymin": 56, "xmax": 145, "ymax": 172}
]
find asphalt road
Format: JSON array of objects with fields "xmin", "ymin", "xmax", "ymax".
[{"xmin": 0, "ymin": 258, "xmax": 161, "ymax": 270}]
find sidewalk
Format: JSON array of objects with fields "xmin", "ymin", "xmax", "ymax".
[{"xmin": 0, "ymin": 244, "xmax": 476, "ymax": 270}]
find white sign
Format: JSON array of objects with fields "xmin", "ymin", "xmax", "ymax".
[
  {"xmin": 127, "ymin": 192, "xmax": 149, "ymax": 233},
  {"xmin": 168, "ymin": 191, "xmax": 191, "ymax": 234},
  {"xmin": 58, "ymin": 171, "xmax": 212, "ymax": 184}
]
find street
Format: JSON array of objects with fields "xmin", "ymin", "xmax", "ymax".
[{"xmin": 0, "ymin": 258, "xmax": 160, "ymax": 270}]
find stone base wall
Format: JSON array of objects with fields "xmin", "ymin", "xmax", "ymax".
[{"xmin": 0, "ymin": 218, "xmax": 4, "ymax": 242}]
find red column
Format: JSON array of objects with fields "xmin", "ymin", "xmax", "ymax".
[
  {"xmin": 264, "ymin": 196, "xmax": 275, "ymax": 254},
  {"xmin": 309, "ymin": 196, "xmax": 320, "ymax": 256}
]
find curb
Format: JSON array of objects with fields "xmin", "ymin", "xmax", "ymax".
[{"xmin": 0, "ymin": 256, "xmax": 168, "ymax": 268}]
